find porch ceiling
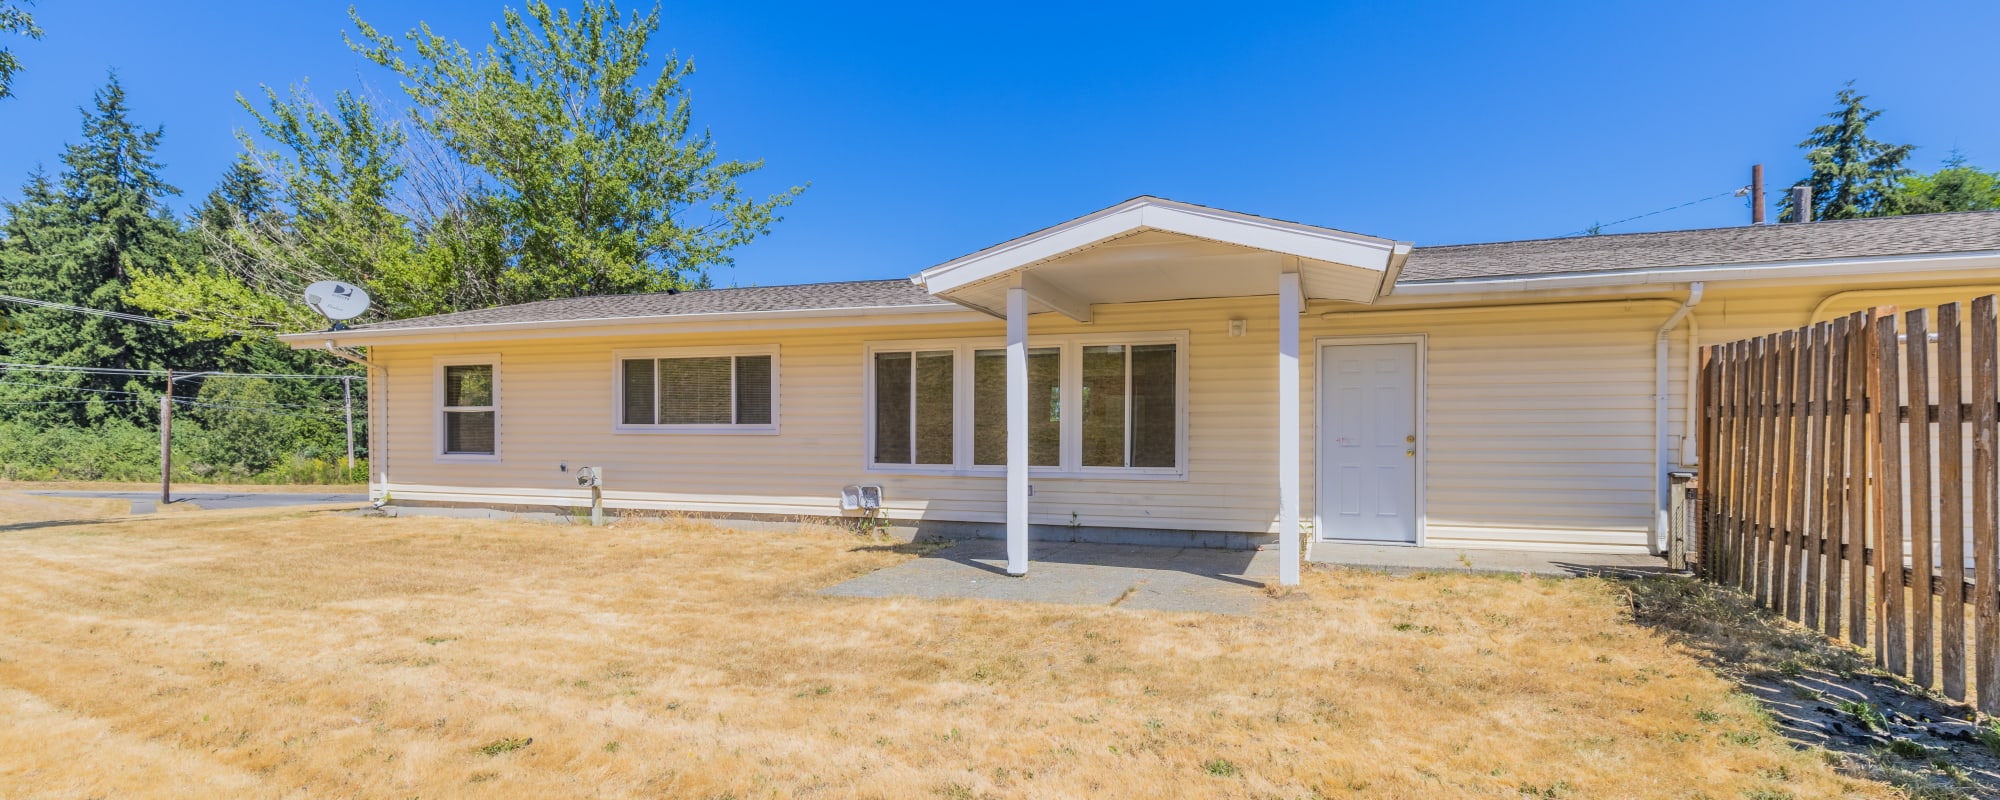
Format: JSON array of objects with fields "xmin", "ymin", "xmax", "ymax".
[{"xmin": 911, "ymin": 197, "xmax": 1413, "ymax": 320}]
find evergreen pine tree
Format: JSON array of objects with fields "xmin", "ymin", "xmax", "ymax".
[
  {"xmin": 193, "ymin": 152, "xmax": 275, "ymax": 232},
  {"xmin": 1779, "ymin": 83, "xmax": 1915, "ymax": 222},
  {"xmin": 0, "ymin": 74, "xmax": 191, "ymax": 426}
]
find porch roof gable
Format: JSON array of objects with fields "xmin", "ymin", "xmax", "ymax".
[{"xmin": 910, "ymin": 197, "xmax": 1413, "ymax": 319}]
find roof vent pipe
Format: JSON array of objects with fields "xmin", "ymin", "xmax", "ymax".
[{"xmin": 1790, "ymin": 186, "xmax": 1813, "ymax": 223}]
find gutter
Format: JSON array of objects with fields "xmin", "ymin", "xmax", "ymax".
[
  {"xmin": 1391, "ymin": 250, "xmax": 2000, "ymax": 296},
  {"xmin": 279, "ymin": 302, "xmax": 974, "ymax": 347},
  {"xmin": 1654, "ymin": 283, "xmax": 1703, "ymax": 555}
]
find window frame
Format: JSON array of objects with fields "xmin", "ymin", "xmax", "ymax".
[
  {"xmin": 862, "ymin": 331, "xmax": 1188, "ymax": 479},
  {"xmin": 434, "ymin": 354, "xmax": 502, "ymax": 463},
  {"xmin": 610, "ymin": 344, "xmax": 781, "ymax": 435}
]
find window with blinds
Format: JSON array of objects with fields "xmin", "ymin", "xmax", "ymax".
[
  {"xmin": 865, "ymin": 336, "xmax": 1183, "ymax": 475},
  {"xmin": 618, "ymin": 351, "xmax": 776, "ymax": 430},
  {"xmin": 438, "ymin": 361, "xmax": 498, "ymax": 457}
]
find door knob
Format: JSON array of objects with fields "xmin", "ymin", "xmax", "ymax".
[{"xmin": 1405, "ymin": 434, "xmax": 1416, "ymax": 443}]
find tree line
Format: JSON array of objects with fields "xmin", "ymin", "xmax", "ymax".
[
  {"xmin": 1780, "ymin": 82, "xmax": 1999, "ymax": 222},
  {"xmin": 0, "ymin": 1, "xmax": 800, "ymax": 483}
]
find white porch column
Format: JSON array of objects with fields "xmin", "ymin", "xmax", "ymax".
[
  {"xmin": 1006, "ymin": 285, "xmax": 1030, "ymax": 576},
  {"xmin": 1277, "ymin": 272, "xmax": 1302, "ymax": 586}
]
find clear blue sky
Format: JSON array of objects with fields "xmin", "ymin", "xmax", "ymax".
[{"xmin": 2, "ymin": 0, "xmax": 1997, "ymax": 287}]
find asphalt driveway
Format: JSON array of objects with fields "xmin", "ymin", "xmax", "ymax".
[{"xmin": 27, "ymin": 490, "xmax": 367, "ymax": 515}]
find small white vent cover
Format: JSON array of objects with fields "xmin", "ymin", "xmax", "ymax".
[{"xmin": 840, "ymin": 484, "xmax": 883, "ymax": 511}]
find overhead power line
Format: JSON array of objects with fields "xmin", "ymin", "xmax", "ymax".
[
  {"xmin": 1564, "ymin": 188, "xmax": 1747, "ymax": 238},
  {"xmin": 0, "ymin": 293, "xmax": 181, "ymax": 327},
  {"xmin": 0, "ymin": 380, "xmax": 350, "ymax": 416}
]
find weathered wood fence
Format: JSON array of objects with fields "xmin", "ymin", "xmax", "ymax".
[{"xmin": 1699, "ymin": 296, "xmax": 2000, "ymax": 712}]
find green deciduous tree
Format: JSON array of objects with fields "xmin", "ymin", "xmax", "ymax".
[
  {"xmin": 0, "ymin": 75, "xmax": 191, "ymax": 426},
  {"xmin": 0, "ymin": 0, "xmax": 41, "ymax": 101},
  {"xmin": 1778, "ymin": 83, "xmax": 1915, "ymax": 222},
  {"xmin": 131, "ymin": 0, "xmax": 802, "ymax": 339},
  {"xmin": 347, "ymin": 0, "xmax": 803, "ymax": 298},
  {"xmin": 1886, "ymin": 151, "xmax": 2000, "ymax": 215}
]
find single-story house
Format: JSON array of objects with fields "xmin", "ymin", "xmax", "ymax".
[{"xmin": 283, "ymin": 197, "xmax": 2000, "ymax": 585}]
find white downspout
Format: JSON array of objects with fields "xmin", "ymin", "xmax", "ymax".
[
  {"xmin": 1683, "ymin": 314, "xmax": 1700, "ymax": 465},
  {"xmin": 1653, "ymin": 283, "xmax": 1704, "ymax": 554}
]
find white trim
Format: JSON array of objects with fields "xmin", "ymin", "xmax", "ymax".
[
  {"xmin": 433, "ymin": 353, "xmax": 501, "ymax": 463},
  {"xmin": 861, "ymin": 331, "xmax": 1190, "ymax": 479},
  {"xmin": 1311, "ymin": 334, "xmax": 1428, "ymax": 548},
  {"xmin": 913, "ymin": 197, "xmax": 1401, "ymax": 296},
  {"xmin": 1391, "ymin": 250, "xmax": 2000, "ymax": 296},
  {"xmin": 609, "ymin": 344, "xmax": 781, "ymax": 435}
]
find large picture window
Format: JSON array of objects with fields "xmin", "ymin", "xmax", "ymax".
[
  {"xmin": 616, "ymin": 348, "xmax": 778, "ymax": 432},
  {"xmin": 435, "ymin": 356, "xmax": 499, "ymax": 460},
  {"xmin": 865, "ymin": 333, "xmax": 1186, "ymax": 477}
]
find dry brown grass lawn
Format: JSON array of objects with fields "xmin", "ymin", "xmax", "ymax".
[{"xmin": 0, "ymin": 495, "xmax": 1899, "ymax": 799}]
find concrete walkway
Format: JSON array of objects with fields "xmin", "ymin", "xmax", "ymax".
[
  {"xmin": 1309, "ymin": 542, "xmax": 1676, "ymax": 578},
  {"xmin": 824, "ymin": 539, "xmax": 1276, "ymax": 615},
  {"xmin": 27, "ymin": 490, "xmax": 367, "ymax": 515}
]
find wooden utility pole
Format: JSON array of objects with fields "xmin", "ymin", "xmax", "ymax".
[
  {"xmin": 343, "ymin": 375, "xmax": 355, "ymax": 471},
  {"xmin": 160, "ymin": 369, "xmax": 173, "ymax": 505},
  {"xmin": 1750, "ymin": 164, "xmax": 1765, "ymax": 224}
]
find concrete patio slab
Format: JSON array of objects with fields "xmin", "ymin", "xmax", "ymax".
[
  {"xmin": 1309, "ymin": 542, "xmax": 1676, "ymax": 578},
  {"xmin": 824, "ymin": 539, "xmax": 1275, "ymax": 615}
]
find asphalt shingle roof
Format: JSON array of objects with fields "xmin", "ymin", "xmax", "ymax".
[
  {"xmin": 1398, "ymin": 210, "xmax": 2000, "ymax": 283},
  {"xmin": 346, "ymin": 211, "xmax": 2000, "ymax": 332},
  {"xmin": 351, "ymin": 278, "xmax": 949, "ymax": 331}
]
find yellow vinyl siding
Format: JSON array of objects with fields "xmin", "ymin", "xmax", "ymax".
[{"xmin": 367, "ymin": 275, "xmax": 1999, "ymax": 553}]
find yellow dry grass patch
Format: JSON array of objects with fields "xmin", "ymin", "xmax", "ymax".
[
  {"xmin": 0, "ymin": 504, "xmax": 1893, "ymax": 799},
  {"xmin": 0, "ymin": 490, "xmax": 130, "ymax": 526}
]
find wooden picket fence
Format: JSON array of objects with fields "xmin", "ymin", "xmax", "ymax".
[{"xmin": 1698, "ymin": 296, "xmax": 2000, "ymax": 712}]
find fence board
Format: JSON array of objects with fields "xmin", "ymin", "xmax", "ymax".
[
  {"xmin": 1773, "ymin": 331, "xmax": 1797, "ymax": 617},
  {"xmin": 1847, "ymin": 311, "xmax": 1871, "ymax": 648},
  {"xmin": 1732, "ymin": 339, "xmax": 1753, "ymax": 591},
  {"xmin": 1938, "ymin": 303, "xmax": 1967, "ymax": 701},
  {"xmin": 1756, "ymin": 335, "xmax": 1778, "ymax": 604},
  {"xmin": 1823, "ymin": 318, "xmax": 1850, "ymax": 639},
  {"xmin": 1874, "ymin": 308, "xmax": 1906, "ymax": 673},
  {"xmin": 1905, "ymin": 309, "xmax": 1935, "ymax": 689},
  {"xmin": 1973, "ymin": 296, "xmax": 1999, "ymax": 713},
  {"xmin": 1804, "ymin": 322, "xmax": 1830, "ymax": 632},
  {"xmin": 1787, "ymin": 328, "xmax": 1811, "ymax": 620}
]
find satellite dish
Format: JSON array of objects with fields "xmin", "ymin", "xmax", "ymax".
[{"xmin": 304, "ymin": 280, "xmax": 371, "ymax": 323}]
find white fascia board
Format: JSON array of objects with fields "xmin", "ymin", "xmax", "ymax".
[
  {"xmin": 913, "ymin": 197, "xmax": 1402, "ymax": 295},
  {"xmin": 278, "ymin": 303, "xmax": 980, "ymax": 348},
  {"xmin": 1391, "ymin": 250, "xmax": 2000, "ymax": 297},
  {"xmin": 915, "ymin": 209, "xmax": 1149, "ymax": 294}
]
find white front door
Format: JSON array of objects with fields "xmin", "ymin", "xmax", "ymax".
[{"xmin": 1317, "ymin": 342, "xmax": 1419, "ymax": 543}]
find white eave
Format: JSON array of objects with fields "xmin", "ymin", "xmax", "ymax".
[
  {"xmin": 279, "ymin": 302, "xmax": 983, "ymax": 348},
  {"xmin": 910, "ymin": 196, "xmax": 1412, "ymax": 319}
]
